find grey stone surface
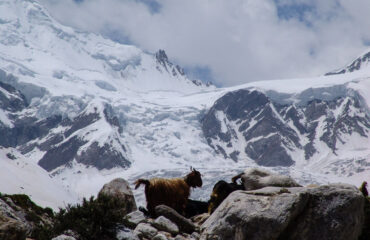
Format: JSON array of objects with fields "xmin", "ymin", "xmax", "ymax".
[
  {"xmin": 153, "ymin": 216, "xmax": 179, "ymax": 235},
  {"xmin": 51, "ymin": 234, "xmax": 77, "ymax": 240},
  {"xmin": 124, "ymin": 210, "xmax": 146, "ymax": 228},
  {"xmin": 116, "ymin": 227, "xmax": 140, "ymax": 240},
  {"xmin": 134, "ymin": 223, "xmax": 158, "ymax": 239},
  {"xmin": 282, "ymin": 184, "xmax": 365, "ymax": 240},
  {"xmin": 99, "ymin": 178, "xmax": 137, "ymax": 214},
  {"xmin": 200, "ymin": 184, "xmax": 365, "ymax": 240},
  {"xmin": 155, "ymin": 205, "xmax": 196, "ymax": 234},
  {"xmin": 153, "ymin": 233, "xmax": 169, "ymax": 240}
]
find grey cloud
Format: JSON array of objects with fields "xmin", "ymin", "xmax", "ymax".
[{"xmin": 40, "ymin": 0, "xmax": 370, "ymax": 86}]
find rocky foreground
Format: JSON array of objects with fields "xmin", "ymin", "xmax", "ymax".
[{"xmin": 0, "ymin": 169, "xmax": 369, "ymax": 240}]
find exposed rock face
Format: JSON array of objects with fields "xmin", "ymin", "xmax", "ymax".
[
  {"xmin": 99, "ymin": 178, "xmax": 137, "ymax": 215},
  {"xmin": 202, "ymin": 88, "xmax": 370, "ymax": 166},
  {"xmin": 155, "ymin": 50, "xmax": 185, "ymax": 78},
  {"xmin": 239, "ymin": 168, "xmax": 301, "ymax": 190},
  {"xmin": 36, "ymin": 107, "xmax": 130, "ymax": 172},
  {"xmin": 0, "ymin": 80, "xmax": 28, "ymax": 112},
  {"xmin": 326, "ymin": 51, "xmax": 370, "ymax": 75},
  {"xmin": 0, "ymin": 194, "xmax": 54, "ymax": 240},
  {"xmin": 200, "ymin": 184, "xmax": 365, "ymax": 240},
  {"xmin": 0, "ymin": 199, "xmax": 27, "ymax": 240},
  {"xmin": 0, "ymin": 76, "xmax": 130, "ymax": 172}
]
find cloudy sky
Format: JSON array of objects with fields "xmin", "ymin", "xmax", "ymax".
[{"xmin": 40, "ymin": 0, "xmax": 370, "ymax": 87}]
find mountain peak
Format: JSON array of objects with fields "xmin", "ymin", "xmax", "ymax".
[
  {"xmin": 326, "ymin": 49, "xmax": 370, "ymax": 76},
  {"xmin": 155, "ymin": 49, "xmax": 169, "ymax": 63}
]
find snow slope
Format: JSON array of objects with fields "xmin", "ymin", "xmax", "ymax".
[{"xmin": 0, "ymin": 147, "xmax": 77, "ymax": 209}]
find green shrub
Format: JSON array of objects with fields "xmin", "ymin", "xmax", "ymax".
[{"xmin": 52, "ymin": 194, "xmax": 127, "ymax": 240}]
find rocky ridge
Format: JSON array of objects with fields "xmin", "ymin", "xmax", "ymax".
[
  {"xmin": 1, "ymin": 169, "xmax": 368, "ymax": 240},
  {"xmin": 202, "ymin": 87, "xmax": 370, "ymax": 166}
]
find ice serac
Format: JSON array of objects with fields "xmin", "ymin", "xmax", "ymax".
[{"xmin": 202, "ymin": 85, "xmax": 370, "ymax": 166}]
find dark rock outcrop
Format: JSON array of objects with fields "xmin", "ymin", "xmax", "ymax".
[
  {"xmin": 326, "ymin": 51, "xmax": 370, "ymax": 75},
  {"xmin": 202, "ymin": 88, "xmax": 370, "ymax": 166},
  {"xmin": 0, "ymin": 79, "xmax": 130, "ymax": 172}
]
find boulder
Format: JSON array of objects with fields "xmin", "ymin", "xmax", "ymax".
[
  {"xmin": 201, "ymin": 184, "xmax": 365, "ymax": 240},
  {"xmin": 153, "ymin": 233, "xmax": 169, "ymax": 240},
  {"xmin": 116, "ymin": 226, "xmax": 140, "ymax": 240},
  {"xmin": 155, "ymin": 205, "xmax": 196, "ymax": 234},
  {"xmin": 123, "ymin": 210, "xmax": 146, "ymax": 228},
  {"xmin": 174, "ymin": 234, "xmax": 189, "ymax": 240},
  {"xmin": 51, "ymin": 234, "xmax": 77, "ymax": 240},
  {"xmin": 240, "ymin": 168, "xmax": 301, "ymax": 190},
  {"xmin": 98, "ymin": 178, "xmax": 137, "ymax": 215},
  {"xmin": 283, "ymin": 184, "xmax": 365, "ymax": 240},
  {"xmin": 134, "ymin": 223, "xmax": 158, "ymax": 239},
  {"xmin": 153, "ymin": 216, "xmax": 179, "ymax": 235}
]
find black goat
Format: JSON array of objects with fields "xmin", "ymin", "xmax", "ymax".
[
  {"xmin": 208, "ymin": 180, "xmax": 244, "ymax": 214},
  {"xmin": 360, "ymin": 181, "xmax": 368, "ymax": 197},
  {"xmin": 185, "ymin": 199, "xmax": 208, "ymax": 218}
]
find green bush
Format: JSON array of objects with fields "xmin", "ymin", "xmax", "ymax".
[{"xmin": 52, "ymin": 194, "xmax": 127, "ymax": 240}]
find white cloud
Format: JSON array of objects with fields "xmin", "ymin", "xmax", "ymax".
[{"xmin": 40, "ymin": 0, "xmax": 370, "ymax": 86}]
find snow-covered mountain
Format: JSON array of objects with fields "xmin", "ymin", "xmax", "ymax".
[
  {"xmin": 0, "ymin": 0, "xmax": 369, "ymax": 208},
  {"xmin": 326, "ymin": 49, "xmax": 370, "ymax": 75},
  {"xmin": 203, "ymin": 83, "xmax": 369, "ymax": 166}
]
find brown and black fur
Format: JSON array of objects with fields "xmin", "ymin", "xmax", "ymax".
[
  {"xmin": 135, "ymin": 167, "xmax": 202, "ymax": 217},
  {"xmin": 360, "ymin": 181, "xmax": 368, "ymax": 197},
  {"xmin": 208, "ymin": 179, "xmax": 244, "ymax": 214}
]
